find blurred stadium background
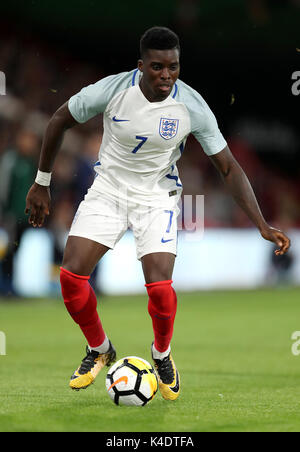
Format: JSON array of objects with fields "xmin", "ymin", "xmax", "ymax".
[{"xmin": 0, "ymin": 0, "xmax": 300, "ymax": 297}]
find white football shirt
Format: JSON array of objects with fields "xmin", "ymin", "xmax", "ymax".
[{"xmin": 68, "ymin": 69, "xmax": 227, "ymax": 204}]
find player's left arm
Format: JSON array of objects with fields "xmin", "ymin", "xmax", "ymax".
[{"xmin": 209, "ymin": 145, "xmax": 291, "ymax": 255}]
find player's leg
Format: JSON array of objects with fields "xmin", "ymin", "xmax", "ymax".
[
  {"xmin": 142, "ymin": 252, "xmax": 177, "ymax": 356},
  {"xmin": 60, "ymin": 183, "xmax": 128, "ymax": 390},
  {"xmin": 141, "ymin": 252, "xmax": 180, "ymax": 401},
  {"xmin": 130, "ymin": 197, "xmax": 181, "ymax": 399},
  {"xmin": 60, "ymin": 236, "xmax": 116, "ymax": 390},
  {"xmin": 142, "ymin": 252, "xmax": 177, "ymax": 354},
  {"xmin": 61, "ymin": 235, "xmax": 109, "ymax": 350}
]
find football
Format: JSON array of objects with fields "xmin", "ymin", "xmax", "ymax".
[{"xmin": 106, "ymin": 356, "xmax": 158, "ymax": 406}]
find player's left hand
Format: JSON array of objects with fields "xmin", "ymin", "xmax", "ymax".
[{"xmin": 260, "ymin": 225, "xmax": 291, "ymax": 256}]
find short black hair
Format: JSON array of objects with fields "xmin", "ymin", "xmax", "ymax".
[{"xmin": 140, "ymin": 26, "xmax": 180, "ymax": 58}]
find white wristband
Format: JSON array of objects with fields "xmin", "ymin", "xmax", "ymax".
[{"xmin": 35, "ymin": 170, "xmax": 52, "ymax": 186}]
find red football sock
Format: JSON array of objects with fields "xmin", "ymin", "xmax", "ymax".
[
  {"xmin": 60, "ymin": 267, "xmax": 106, "ymax": 348},
  {"xmin": 146, "ymin": 280, "xmax": 177, "ymax": 353}
]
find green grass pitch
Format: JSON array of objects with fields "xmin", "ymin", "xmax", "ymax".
[{"xmin": 0, "ymin": 287, "xmax": 300, "ymax": 432}]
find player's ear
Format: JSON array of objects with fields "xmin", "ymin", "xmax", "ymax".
[{"xmin": 137, "ymin": 59, "xmax": 143, "ymax": 72}]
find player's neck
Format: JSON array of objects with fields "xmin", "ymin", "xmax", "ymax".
[{"xmin": 139, "ymin": 79, "xmax": 168, "ymax": 103}]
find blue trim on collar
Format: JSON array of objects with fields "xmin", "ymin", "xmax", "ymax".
[
  {"xmin": 172, "ymin": 83, "xmax": 178, "ymax": 99},
  {"xmin": 132, "ymin": 69, "xmax": 139, "ymax": 86}
]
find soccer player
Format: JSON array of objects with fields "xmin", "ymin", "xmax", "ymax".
[{"xmin": 25, "ymin": 27, "xmax": 290, "ymax": 400}]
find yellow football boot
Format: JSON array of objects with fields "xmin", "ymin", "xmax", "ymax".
[
  {"xmin": 151, "ymin": 344, "xmax": 180, "ymax": 401},
  {"xmin": 70, "ymin": 341, "xmax": 116, "ymax": 390}
]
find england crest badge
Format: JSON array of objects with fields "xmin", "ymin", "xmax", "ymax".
[{"xmin": 159, "ymin": 118, "xmax": 179, "ymax": 140}]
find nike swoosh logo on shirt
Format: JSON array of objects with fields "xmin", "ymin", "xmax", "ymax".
[
  {"xmin": 112, "ymin": 116, "xmax": 130, "ymax": 122},
  {"xmin": 161, "ymin": 238, "xmax": 174, "ymax": 243}
]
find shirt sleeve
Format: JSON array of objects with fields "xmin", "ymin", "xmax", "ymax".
[
  {"xmin": 68, "ymin": 71, "xmax": 133, "ymax": 123},
  {"xmin": 177, "ymin": 81, "xmax": 227, "ymax": 156}
]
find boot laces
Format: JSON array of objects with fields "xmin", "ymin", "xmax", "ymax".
[
  {"xmin": 154, "ymin": 355, "xmax": 174, "ymax": 384},
  {"xmin": 78, "ymin": 346, "xmax": 100, "ymax": 375}
]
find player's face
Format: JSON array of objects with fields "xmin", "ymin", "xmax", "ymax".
[{"xmin": 138, "ymin": 48, "xmax": 180, "ymax": 102}]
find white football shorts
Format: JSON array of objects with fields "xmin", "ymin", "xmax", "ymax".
[{"xmin": 69, "ymin": 182, "xmax": 181, "ymax": 260}]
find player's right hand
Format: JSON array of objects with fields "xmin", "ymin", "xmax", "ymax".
[{"xmin": 25, "ymin": 183, "xmax": 51, "ymax": 228}]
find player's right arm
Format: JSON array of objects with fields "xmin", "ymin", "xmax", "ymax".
[
  {"xmin": 25, "ymin": 70, "xmax": 138, "ymax": 227},
  {"xmin": 25, "ymin": 102, "xmax": 78, "ymax": 227}
]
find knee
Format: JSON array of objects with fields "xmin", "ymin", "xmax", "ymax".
[
  {"xmin": 61, "ymin": 256, "xmax": 86, "ymax": 277},
  {"xmin": 145, "ymin": 271, "xmax": 172, "ymax": 285},
  {"xmin": 142, "ymin": 253, "xmax": 175, "ymax": 284}
]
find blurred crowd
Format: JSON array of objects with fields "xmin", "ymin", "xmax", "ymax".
[{"xmin": 0, "ymin": 31, "xmax": 299, "ymax": 294}]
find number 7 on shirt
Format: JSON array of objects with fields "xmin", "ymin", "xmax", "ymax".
[{"xmin": 132, "ymin": 135, "xmax": 148, "ymax": 153}]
